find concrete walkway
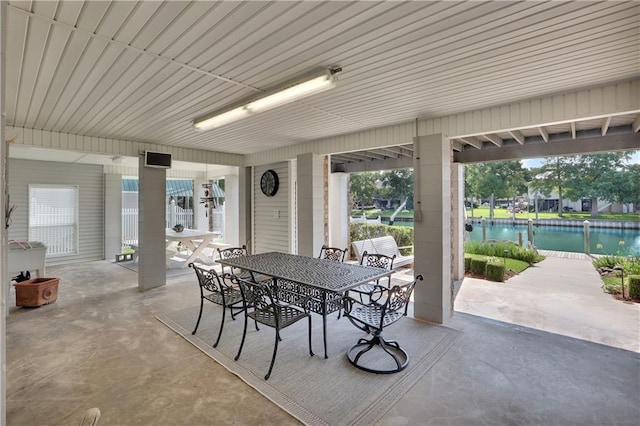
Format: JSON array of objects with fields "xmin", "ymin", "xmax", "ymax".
[{"xmin": 455, "ymin": 252, "xmax": 640, "ymax": 353}]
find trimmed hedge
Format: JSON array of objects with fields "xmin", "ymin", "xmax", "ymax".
[
  {"xmin": 464, "ymin": 255, "xmax": 472, "ymax": 272},
  {"xmin": 470, "ymin": 258, "xmax": 487, "ymax": 275},
  {"xmin": 485, "ymin": 261, "xmax": 505, "ymax": 282},
  {"xmin": 629, "ymin": 275, "xmax": 640, "ymax": 300}
]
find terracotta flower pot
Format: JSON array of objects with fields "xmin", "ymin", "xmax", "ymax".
[{"xmin": 14, "ymin": 278, "xmax": 60, "ymax": 307}]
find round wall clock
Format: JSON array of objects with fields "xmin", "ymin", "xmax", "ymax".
[{"xmin": 260, "ymin": 169, "xmax": 279, "ymax": 197}]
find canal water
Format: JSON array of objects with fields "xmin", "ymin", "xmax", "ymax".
[{"xmin": 466, "ymin": 224, "xmax": 640, "ymax": 256}]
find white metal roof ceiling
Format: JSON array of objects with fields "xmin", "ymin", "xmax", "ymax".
[{"xmin": 6, "ymin": 1, "xmax": 640, "ymax": 160}]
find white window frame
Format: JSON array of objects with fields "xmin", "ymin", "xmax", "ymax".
[{"xmin": 28, "ymin": 184, "xmax": 79, "ymax": 257}]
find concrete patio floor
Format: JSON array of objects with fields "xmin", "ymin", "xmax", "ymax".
[
  {"xmin": 454, "ymin": 251, "xmax": 640, "ymax": 353},
  {"xmin": 5, "ymin": 258, "xmax": 639, "ymax": 425}
]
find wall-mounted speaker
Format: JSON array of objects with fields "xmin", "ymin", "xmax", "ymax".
[{"xmin": 144, "ymin": 151, "xmax": 172, "ymax": 169}]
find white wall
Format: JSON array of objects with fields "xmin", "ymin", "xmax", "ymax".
[
  {"xmin": 7, "ymin": 158, "xmax": 105, "ymax": 266},
  {"xmin": 253, "ymin": 162, "xmax": 290, "ymax": 254}
]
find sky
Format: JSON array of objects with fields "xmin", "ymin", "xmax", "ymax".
[{"xmin": 521, "ymin": 150, "xmax": 640, "ymax": 169}]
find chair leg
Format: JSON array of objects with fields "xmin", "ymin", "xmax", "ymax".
[
  {"xmin": 234, "ymin": 312, "xmax": 249, "ymax": 361},
  {"xmin": 213, "ymin": 305, "xmax": 226, "ymax": 348},
  {"xmin": 192, "ymin": 298, "xmax": 204, "ymax": 335},
  {"xmin": 346, "ymin": 334, "xmax": 409, "ymax": 374},
  {"xmin": 307, "ymin": 315, "xmax": 314, "ymax": 357},
  {"xmin": 265, "ymin": 329, "xmax": 280, "ymax": 380}
]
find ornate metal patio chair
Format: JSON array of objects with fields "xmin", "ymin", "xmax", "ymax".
[
  {"xmin": 349, "ymin": 251, "xmax": 396, "ymax": 303},
  {"xmin": 189, "ymin": 263, "xmax": 245, "ymax": 348},
  {"xmin": 342, "ymin": 275, "xmax": 423, "ymax": 374},
  {"xmin": 233, "ymin": 276, "xmax": 314, "ymax": 380},
  {"xmin": 217, "ymin": 244, "xmax": 268, "ymax": 282},
  {"xmin": 318, "ymin": 245, "xmax": 348, "ymax": 262}
]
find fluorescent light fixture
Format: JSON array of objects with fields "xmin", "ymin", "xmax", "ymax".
[
  {"xmin": 193, "ymin": 69, "xmax": 340, "ymax": 131},
  {"xmin": 193, "ymin": 106, "xmax": 249, "ymax": 131}
]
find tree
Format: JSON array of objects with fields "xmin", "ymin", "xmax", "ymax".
[
  {"xmin": 466, "ymin": 161, "xmax": 527, "ymax": 219},
  {"xmin": 379, "ymin": 169, "xmax": 414, "ymax": 209},
  {"xmin": 530, "ymin": 156, "xmax": 575, "ymax": 217},
  {"xmin": 563, "ymin": 152, "xmax": 631, "ymax": 218},
  {"xmin": 349, "ymin": 172, "xmax": 379, "ymax": 209}
]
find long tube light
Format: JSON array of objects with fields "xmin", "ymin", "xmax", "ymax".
[{"xmin": 193, "ymin": 69, "xmax": 339, "ymax": 131}]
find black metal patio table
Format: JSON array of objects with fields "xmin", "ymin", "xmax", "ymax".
[{"xmin": 217, "ymin": 251, "xmax": 393, "ymax": 358}]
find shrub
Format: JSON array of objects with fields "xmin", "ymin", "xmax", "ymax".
[
  {"xmin": 629, "ymin": 275, "xmax": 640, "ymax": 300},
  {"xmin": 470, "ymin": 258, "xmax": 487, "ymax": 275},
  {"xmin": 464, "ymin": 255, "xmax": 472, "ymax": 272},
  {"xmin": 593, "ymin": 255, "xmax": 640, "ymax": 275},
  {"xmin": 602, "ymin": 278, "xmax": 621, "ymax": 295},
  {"xmin": 592, "ymin": 255, "xmax": 620, "ymax": 269},
  {"xmin": 464, "ymin": 240, "xmax": 542, "ymax": 264},
  {"xmin": 485, "ymin": 261, "xmax": 505, "ymax": 282}
]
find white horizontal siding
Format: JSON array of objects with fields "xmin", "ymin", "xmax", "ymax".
[
  {"xmin": 253, "ymin": 162, "xmax": 289, "ymax": 254},
  {"xmin": 7, "ymin": 126, "xmax": 245, "ymax": 167},
  {"xmin": 7, "ymin": 158, "xmax": 105, "ymax": 266}
]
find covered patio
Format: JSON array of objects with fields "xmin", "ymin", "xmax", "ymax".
[
  {"xmin": 1, "ymin": 1, "xmax": 639, "ymax": 423},
  {"xmin": 5, "ymin": 259, "xmax": 638, "ymax": 424}
]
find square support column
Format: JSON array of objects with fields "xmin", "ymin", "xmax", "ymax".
[
  {"xmin": 138, "ymin": 157, "xmax": 166, "ymax": 290},
  {"xmin": 104, "ymin": 173, "xmax": 122, "ymax": 262},
  {"xmin": 1, "ymin": 3, "xmax": 7, "ymax": 422},
  {"xmin": 452, "ymin": 162, "xmax": 465, "ymax": 281},
  {"xmin": 412, "ymin": 134, "xmax": 452, "ymax": 324},
  {"xmin": 237, "ymin": 167, "xmax": 251, "ymax": 251},
  {"xmin": 328, "ymin": 171, "xmax": 349, "ymax": 252},
  {"xmin": 297, "ymin": 153, "xmax": 324, "ymax": 257}
]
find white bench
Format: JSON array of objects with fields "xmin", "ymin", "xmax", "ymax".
[{"xmin": 351, "ymin": 236, "xmax": 414, "ymax": 268}]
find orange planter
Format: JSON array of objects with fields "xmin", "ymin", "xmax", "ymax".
[{"xmin": 14, "ymin": 278, "xmax": 60, "ymax": 307}]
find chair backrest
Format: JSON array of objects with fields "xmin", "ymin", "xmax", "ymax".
[
  {"xmin": 359, "ymin": 250, "xmax": 395, "ymax": 269},
  {"xmin": 387, "ymin": 274, "xmax": 421, "ymax": 312},
  {"xmin": 217, "ymin": 245, "xmax": 248, "ymax": 260},
  {"xmin": 189, "ymin": 262, "xmax": 224, "ymax": 296},
  {"xmin": 378, "ymin": 274, "xmax": 422, "ymax": 328},
  {"xmin": 217, "ymin": 245, "xmax": 248, "ymax": 274},
  {"xmin": 234, "ymin": 277, "xmax": 276, "ymax": 314},
  {"xmin": 318, "ymin": 245, "xmax": 348, "ymax": 262}
]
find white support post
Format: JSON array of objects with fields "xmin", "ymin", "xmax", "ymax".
[
  {"xmin": 138, "ymin": 156, "xmax": 167, "ymax": 290},
  {"xmin": 329, "ymin": 172, "xmax": 349, "ymax": 252},
  {"xmin": 297, "ymin": 153, "xmax": 324, "ymax": 257},
  {"xmin": 1, "ymin": 1, "xmax": 8, "ymax": 421},
  {"xmin": 104, "ymin": 173, "xmax": 122, "ymax": 261},
  {"xmin": 412, "ymin": 134, "xmax": 452, "ymax": 324}
]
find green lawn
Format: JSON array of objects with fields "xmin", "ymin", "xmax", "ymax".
[{"xmin": 467, "ymin": 207, "xmax": 640, "ymax": 221}]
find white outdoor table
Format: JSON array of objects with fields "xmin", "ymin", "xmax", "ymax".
[{"xmin": 165, "ymin": 229, "xmax": 221, "ymax": 268}]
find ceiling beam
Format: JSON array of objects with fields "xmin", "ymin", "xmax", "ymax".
[
  {"xmin": 365, "ymin": 150, "xmax": 393, "ymax": 160},
  {"xmin": 538, "ymin": 126, "xmax": 549, "ymax": 142},
  {"xmin": 631, "ymin": 114, "xmax": 640, "ymax": 132},
  {"xmin": 451, "ymin": 141, "xmax": 464, "ymax": 152},
  {"xmin": 571, "ymin": 122, "xmax": 577, "ymax": 139},
  {"xmin": 332, "ymin": 155, "xmax": 413, "ymax": 173},
  {"xmin": 454, "ymin": 132, "xmax": 640, "ymax": 164},
  {"xmin": 601, "ymin": 116, "xmax": 612, "ymax": 136},
  {"xmin": 459, "ymin": 137, "xmax": 483, "ymax": 149},
  {"xmin": 481, "ymin": 134, "xmax": 503, "ymax": 147},
  {"xmin": 378, "ymin": 146, "xmax": 412, "ymax": 157},
  {"xmin": 509, "ymin": 130, "xmax": 525, "ymax": 145}
]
